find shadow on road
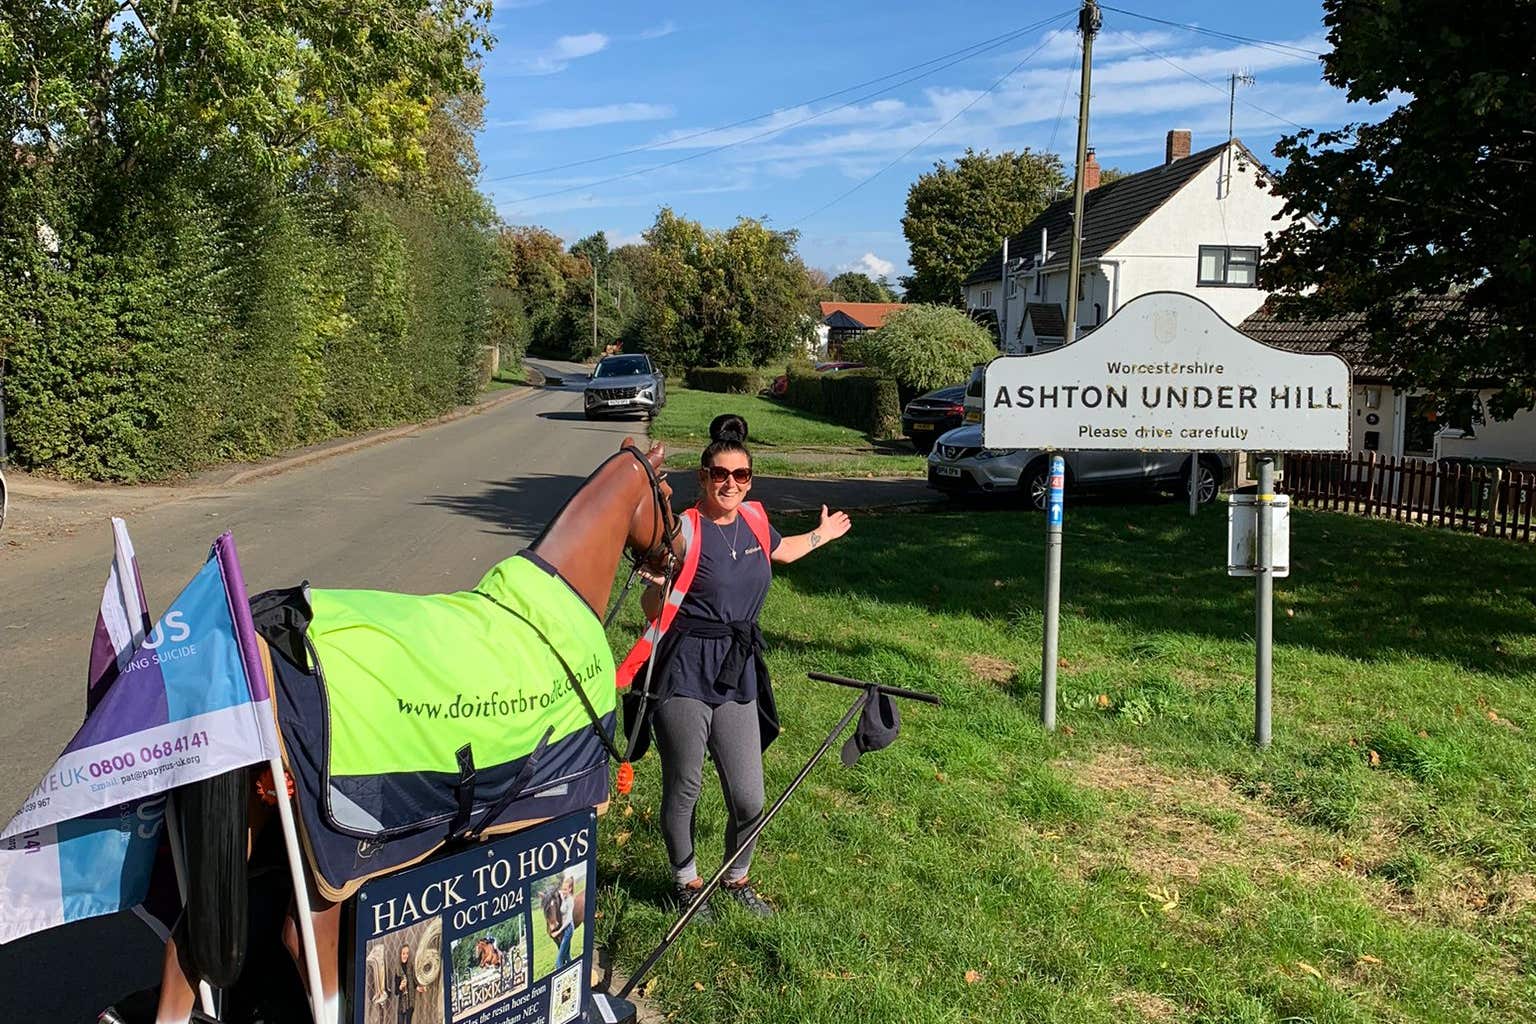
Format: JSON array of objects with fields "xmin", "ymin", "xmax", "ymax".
[{"xmin": 421, "ymin": 473, "xmax": 589, "ymax": 538}]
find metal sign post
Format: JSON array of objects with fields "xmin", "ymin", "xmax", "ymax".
[
  {"xmin": 1253, "ymin": 455, "xmax": 1276, "ymax": 747},
  {"xmin": 1040, "ymin": 456, "xmax": 1065, "ymax": 730}
]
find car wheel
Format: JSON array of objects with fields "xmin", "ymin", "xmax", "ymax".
[
  {"xmin": 1185, "ymin": 459, "xmax": 1220, "ymax": 504},
  {"xmin": 1023, "ymin": 463, "xmax": 1051, "ymax": 511}
]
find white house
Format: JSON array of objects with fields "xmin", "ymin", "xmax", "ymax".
[{"xmin": 963, "ymin": 130, "xmax": 1292, "ymax": 352}]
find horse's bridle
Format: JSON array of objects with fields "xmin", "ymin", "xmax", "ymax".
[{"xmin": 601, "ymin": 443, "xmax": 683, "ymax": 628}]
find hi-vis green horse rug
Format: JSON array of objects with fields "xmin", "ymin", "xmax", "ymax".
[{"xmin": 256, "ymin": 552, "xmax": 616, "ymax": 901}]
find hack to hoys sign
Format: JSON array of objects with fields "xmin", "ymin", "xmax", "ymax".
[{"xmin": 983, "ymin": 292, "xmax": 1351, "ymax": 452}]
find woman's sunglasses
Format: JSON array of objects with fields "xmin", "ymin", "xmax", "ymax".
[{"xmin": 705, "ymin": 466, "xmax": 752, "ymax": 484}]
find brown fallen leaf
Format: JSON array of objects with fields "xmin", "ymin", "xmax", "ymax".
[
  {"xmin": 1357, "ymin": 954, "xmax": 1382, "ymax": 966},
  {"xmin": 964, "ymin": 970, "xmax": 982, "ymax": 984},
  {"xmin": 1296, "ymin": 961, "xmax": 1323, "ymax": 979},
  {"xmin": 694, "ymin": 982, "xmax": 705, "ymax": 991},
  {"xmin": 1096, "ymin": 694, "xmax": 1111, "ymax": 708},
  {"xmin": 935, "ymin": 771, "xmax": 948, "ymax": 782},
  {"xmin": 1061, "ymin": 724, "xmax": 1076, "ymax": 736},
  {"xmin": 1368, "ymin": 749, "xmax": 1381, "ymax": 767},
  {"xmin": 1059, "ymin": 657, "xmax": 1071, "ymax": 669},
  {"xmin": 1417, "ymin": 730, "xmax": 1429, "ymax": 738},
  {"xmin": 623, "ymin": 804, "xmax": 634, "ymax": 817},
  {"xmin": 614, "ymin": 830, "xmax": 632, "ymax": 847}
]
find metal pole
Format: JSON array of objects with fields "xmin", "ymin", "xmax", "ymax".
[
  {"xmin": 591, "ymin": 262, "xmax": 599, "ymax": 356},
  {"xmin": 1189, "ymin": 452, "xmax": 1200, "ymax": 516},
  {"xmin": 1063, "ymin": 0, "xmax": 1099, "ymax": 346},
  {"xmin": 617, "ymin": 689, "xmax": 872, "ymax": 1001},
  {"xmin": 1041, "ymin": 455, "xmax": 1065, "ymax": 730},
  {"xmin": 1254, "ymin": 455, "xmax": 1275, "ymax": 748},
  {"xmin": 999, "ymin": 236, "xmax": 1009, "ymax": 351}
]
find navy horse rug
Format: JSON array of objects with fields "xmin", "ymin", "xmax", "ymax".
[{"xmin": 252, "ymin": 552, "xmax": 615, "ymax": 901}]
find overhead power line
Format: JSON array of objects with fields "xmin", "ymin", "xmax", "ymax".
[
  {"xmin": 789, "ymin": 14, "xmax": 1075, "ymax": 228},
  {"xmin": 488, "ymin": 12, "xmax": 1076, "ymax": 186},
  {"xmin": 1099, "ymin": 5, "xmax": 1325, "ymax": 61},
  {"xmin": 1118, "ymin": 36, "xmax": 1312, "ymax": 133}
]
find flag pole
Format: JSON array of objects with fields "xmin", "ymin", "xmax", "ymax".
[{"xmin": 270, "ymin": 756, "xmax": 331, "ymax": 1024}]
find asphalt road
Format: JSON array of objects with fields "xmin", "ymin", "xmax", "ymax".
[
  {"xmin": 0, "ymin": 358, "xmax": 644, "ymax": 1020},
  {"xmin": 0, "ymin": 359, "xmax": 932, "ymax": 1019}
]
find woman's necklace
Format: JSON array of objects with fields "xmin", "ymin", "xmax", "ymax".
[{"xmin": 713, "ymin": 515, "xmax": 743, "ymax": 560}]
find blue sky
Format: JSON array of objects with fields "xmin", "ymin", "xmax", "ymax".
[{"xmin": 479, "ymin": 1, "xmax": 1374, "ymax": 284}]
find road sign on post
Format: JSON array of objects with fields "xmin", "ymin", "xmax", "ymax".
[
  {"xmin": 984, "ymin": 291, "xmax": 1350, "ymax": 748},
  {"xmin": 984, "ymin": 292, "xmax": 1351, "ymax": 452}
]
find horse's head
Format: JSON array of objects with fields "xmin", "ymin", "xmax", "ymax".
[{"xmin": 618, "ymin": 437, "xmax": 682, "ymax": 581}]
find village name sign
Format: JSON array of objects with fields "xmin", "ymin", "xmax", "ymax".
[{"xmin": 983, "ymin": 291, "xmax": 1352, "ymax": 452}]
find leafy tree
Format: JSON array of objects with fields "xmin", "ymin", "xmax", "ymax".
[
  {"xmin": 569, "ymin": 231, "xmax": 611, "ymax": 276},
  {"xmin": 1098, "ymin": 167, "xmax": 1129, "ymax": 186},
  {"xmin": 900, "ymin": 148, "xmax": 1065, "ymax": 305},
  {"xmin": 631, "ymin": 208, "xmax": 814, "ymax": 370},
  {"xmin": 849, "ymin": 304, "xmax": 997, "ymax": 394},
  {"xmin": 826, "ymin": 271, "xmax": 897, "ymax": 303},
  {"xmin": 1261, "ymin": 0, "xmax": 1536, "ymax": 418}
]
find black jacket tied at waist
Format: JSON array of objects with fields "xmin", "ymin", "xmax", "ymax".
[{"xmin": 621, "ymin": 613, "xmax": 782, "ymax": 763}]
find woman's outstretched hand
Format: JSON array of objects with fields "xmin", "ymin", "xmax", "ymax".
[{"xmin": 817, "ymin": 505, "xmax": 851, "ymax": 543}]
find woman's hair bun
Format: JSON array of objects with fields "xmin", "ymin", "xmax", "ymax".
[{"xmin": 709, "ymin": 413, "xmax": 749, "ymax": 444}]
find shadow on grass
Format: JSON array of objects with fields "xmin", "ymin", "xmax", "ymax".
[{"xmin": 773, "ymin": 502, "xmax": 1536, "ymax": 678}]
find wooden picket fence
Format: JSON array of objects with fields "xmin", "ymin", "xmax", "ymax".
[{"xmin": 1280, "ymin": 452, "xmax": 1536, "ymax": 542}]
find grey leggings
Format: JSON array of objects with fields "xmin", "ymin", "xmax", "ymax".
[{"xmin": 652, "ymin": 696, "xmax": 765, "ymax": 886}]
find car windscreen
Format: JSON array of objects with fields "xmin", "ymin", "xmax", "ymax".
[{"xmin": 594, "ymin": 356, "xmax": 650, "ymax": 377}]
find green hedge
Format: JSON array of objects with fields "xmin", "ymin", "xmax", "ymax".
[
  {"xmin": 685, "ymin": 365, "xmax": 770, "ymax": 394},
  {"xmin": 0, "ymin": 177, "xmax": 494, "ymax": 481},
  {"xmin": 782, "ymin": 366, "xmax": 902, "ymax": 438}
]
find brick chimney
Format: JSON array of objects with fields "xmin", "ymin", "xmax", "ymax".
[
  {"xmin": 1165, "ymin": 129, "xmax": 1191, "ymax": 165},
  {"xmin": 1083, "ymin": 147, "xmax": 1101, "ymax": 191}
]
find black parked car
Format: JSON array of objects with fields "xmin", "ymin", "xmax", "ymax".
[
  {"xmin": 902, "ymin": 385, "xmax": 967, "ymax": 453},
  {"xmin": 583, "ymin": 353, "xmax": 667, "ymax": 420}
]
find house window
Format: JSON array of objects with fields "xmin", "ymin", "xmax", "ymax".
[
  {"xmin": 1197, "ymin": 245, "xmax": 1260, "ymax": 287},
  {"xmin": 1034, "ymin": 272, "xmax": 1043, "ymax": 297},
  {"xmin": 979, "ymin": 289, "xmax": 993, "ymax": 307},
  {"xmin": 1007, "ymin": 276, "xmax": 1018, "ymax": 298}
]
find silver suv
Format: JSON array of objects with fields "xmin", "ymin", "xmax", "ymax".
[
  {"xmin": 927, "ymin": 424, "xmax": 1228, "ymax": 509},
  {"xmin": 583, "ymin": 354, "xmax": 667, "ymax": 420}
]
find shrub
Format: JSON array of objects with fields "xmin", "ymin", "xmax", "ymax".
[
  {"xmin": 783, "ymin": 366, "xmax": 901, "ymax": 438},
  {"xmin": 685, "ymin": 366, "xmax": 770, "ymax": 394},
  {"xmin": 849, "ymin": 303, "xmax": 997, "ymax": 394}
]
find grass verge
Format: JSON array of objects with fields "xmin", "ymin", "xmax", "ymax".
[
  {"xmin": 597, "ymin": 502, "xmax": 1536, "ymax": 1023},
  {"xmin": 486, "ymin": 367, "xmax": 526, "ymax": 391},
  {"xmin": 651, "ymin": 386, "xmax": 922, "ymax": 478}
]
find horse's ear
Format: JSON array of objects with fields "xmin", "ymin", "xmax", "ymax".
[{"xmin": 645, "ymin": 441, "xmax": 666, "ymax": 469}]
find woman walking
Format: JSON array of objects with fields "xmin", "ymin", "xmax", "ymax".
[{"xmin": 617, "ymin": 414, "xmax": 851, "ymax": 917}]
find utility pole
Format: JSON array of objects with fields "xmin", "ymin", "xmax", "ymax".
[
  {"xmin": 999, "ymin": 235, "xmax": 1009, "ymax": 351},
  {"xmin": 591, "ymin": 259, "xmax": 599, "ymax": 356},
  {"xmin": 1062, "ymin": 0, "xmax": 1099, "ymax": 346},
  {"xmin": 1041, "ymin": 0, "xmax": 1098, "ymax": 733}
]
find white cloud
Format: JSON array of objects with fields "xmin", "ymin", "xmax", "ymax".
[
  {"xmin": 844, "ymin": 252, "xmax": 896, "ymax": 279},
  {"xmin": 507, "ymin": 103, "xmax": 675, "ymax": 132},
  {"xmin": 639, "ymin": 21, "xmax": 677, "ymax": 40},
  {"xmin": 504, "ymin": 32, "xmax": 610, "ymax": 75}
]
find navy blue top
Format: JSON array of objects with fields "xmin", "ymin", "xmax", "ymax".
[{"xmin": 663, "ymin": 513, "xmax": 782, "ymax": 705}]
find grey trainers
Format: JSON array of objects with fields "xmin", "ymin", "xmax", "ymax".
[
  {"xmin": 673, "ymin": 883, "xmax": 713, "ymax": 920},
  {"xmin": 722, "ymin": 880, "xmax": 775, "ymax": 917}
]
